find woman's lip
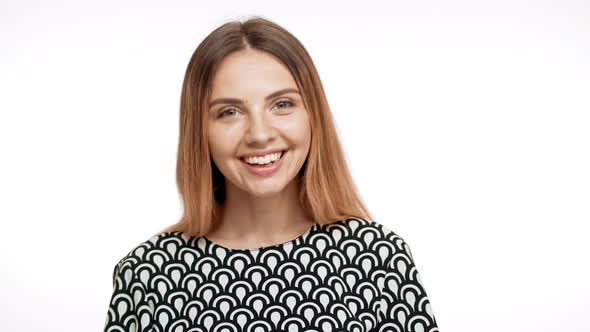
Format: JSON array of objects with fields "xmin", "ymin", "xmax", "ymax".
[
  {"xmin": 239, "ymin": 149, "xmax": 287, "ymax": 176},
  {"xmin": 239, "ymin": 149, "xmax": 287, "ymax": 161}
]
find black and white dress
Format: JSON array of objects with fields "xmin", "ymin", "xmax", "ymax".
[{"xmin": 102, "ymin": 217, "xmax": 439, "ymax": 332}]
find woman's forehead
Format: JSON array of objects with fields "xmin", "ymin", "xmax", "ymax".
[{"xmin": 210, "ymin": 50, "xmax": 297, "ymax": 98}]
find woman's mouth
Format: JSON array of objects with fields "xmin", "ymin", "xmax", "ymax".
[{"xmin": 239, "ymin": 150, "xmax": 288, "ymax": 176}]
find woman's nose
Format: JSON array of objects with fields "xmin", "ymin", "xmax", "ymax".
[{"xmin": 244, "ymin": 109, "xmax": 276, "ymax": 143}]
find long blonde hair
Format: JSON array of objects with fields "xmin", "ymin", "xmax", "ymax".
[{"xmin": 158, "ymin": 16, "xmax": 374, "ymax": 237}]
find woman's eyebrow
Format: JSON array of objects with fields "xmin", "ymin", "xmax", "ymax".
[{"xmin": 208, "ymin": 87, "xmax": 300, "ymax": 108}]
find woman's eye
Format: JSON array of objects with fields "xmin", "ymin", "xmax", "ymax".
[
  {"xmin": 217, "ymin": 108, "xmax": 237, "ymax": 118},
  {"xmin": 275, "ymin": 99, "xmax": 294, "ymax": 110},
  {"xmin": 216, "ymin": 100, "xmax": 293, "ymax": 118}
]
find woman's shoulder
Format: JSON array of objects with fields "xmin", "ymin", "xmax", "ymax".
[
  {"xmin": 112, "ymin": 230, "xmax": 200, "ymax": 270},
  {"xmin": 315, "ymin": 217, "xmax": 410, "ymax": 255},
  {"xmin": 320, "ymin": 217, "xmax": 407, "ymax": 242},
  {"xmin": 303, "ymin": 217, "xmax": 414, "ymax": 273}
]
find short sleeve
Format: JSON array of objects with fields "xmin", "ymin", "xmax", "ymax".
[
  {"xmin": 103, "ymin": 256, "xmax": 152, "ymax": 332},
  {"xmin": 376, "ymin": 236, "xmax": 439, "ymax": 331}
]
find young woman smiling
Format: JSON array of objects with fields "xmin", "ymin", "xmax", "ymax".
[{"xmin": 103, "ymin": 16, "xmax": 439, "ymax": 332}]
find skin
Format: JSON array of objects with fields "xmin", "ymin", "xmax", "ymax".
[{"xmin": 205, "ymin": 48, "xmax": 315, "ymax": 249}]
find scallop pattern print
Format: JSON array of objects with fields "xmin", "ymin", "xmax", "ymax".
[{"xmin": 103, "ymin": 217, "xmax": 439, "ymax": 332}]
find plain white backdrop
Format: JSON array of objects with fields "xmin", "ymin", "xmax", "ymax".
[{"xmin": 1, "ymin": 0, "xmax": 589, "ymax": 331}]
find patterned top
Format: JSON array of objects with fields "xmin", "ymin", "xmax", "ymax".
[{"xmin": 102, "ymin": 217, "xmax": 439, "ymax": 332}]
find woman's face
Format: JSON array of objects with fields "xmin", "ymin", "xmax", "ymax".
[{"xmin": 207, "ymin": 49, "xmax": 311, "ymax": 197}]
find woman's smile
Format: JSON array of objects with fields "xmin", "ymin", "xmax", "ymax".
[{"xmin": 239, "ymin": 149, "xmax": 288, "ymax": 176}]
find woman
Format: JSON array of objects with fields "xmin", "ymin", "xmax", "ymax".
[{"xmin": 103, "ymin": 16, "xmax": 439, "ymax": 332}]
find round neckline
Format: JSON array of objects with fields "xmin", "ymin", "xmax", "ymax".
[{"xmin": 202, "ymin": 222, "xmax": 317, "ymax": 252}]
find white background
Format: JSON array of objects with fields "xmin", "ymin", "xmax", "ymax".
[{"xmin": 1, "ymin": 0, "xmax": 589, "ymax": 331}]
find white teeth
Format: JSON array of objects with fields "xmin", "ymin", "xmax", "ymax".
[{"xmin": 243, "ymin": 151, "xmax": 283, "ymax": 165}]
